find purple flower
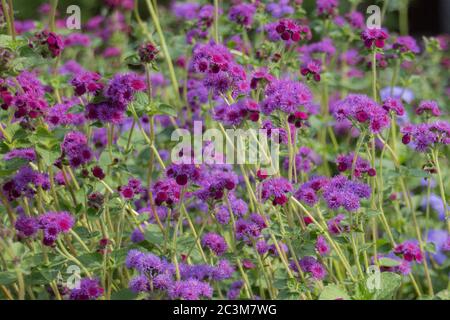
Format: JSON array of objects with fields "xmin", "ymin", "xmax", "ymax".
[
  {"xmin": 166, "ymin": 163, "xmax": 201, "ymax": 186},
  {"xmin": 168, "ymin": 279, "xmax": 213, "ymax": 300},
  {"xmin": 126, "ymin": 249, "xmax": 145, "ymax": 269},
  {"xmin": 260, "ymin": 177, "xmax": 293, "ymax": 206},
  {"xmin": 256, "ymin": 240, "xmax": 269, "ymax": 255},
  {"xmin": 273, "ymin": 19, "xmax": 311, "ymax": 44},
  {"xmin": 202, "ymin": 233, "xmax": 228, "ymax": 256},
  {"xmin": 227, "ymin": 280, "xmax": 244, "ymax": 299},
  {"xmin": 426, "ymin": 229, "xmax": 449, "ymax": 265},
  {"xmin": 382, "ymin": 97, "xmax": 405, "ymax": 116},
  {"xmin": 260, "ymin": 79, "xmax": 313, "ymax": 115},
  {"xmin": 228, "ymin": 4, "xmax": 256, "ymax": 28},
  {"xmin": 394, "ymin": 240, "xmax": 423, "ymax": 263},
  {"xmin": 322, "ymin": 175, "xmax": 371, "ymax": 211},
  {"xmin": 46, "ymin": 98, "xmax": 85, "ymax": 128},
  {"xmin": 416, "ymin": 100, "xmax": 441, "ymax": 117},
  {"xmin": 317, "ymin": 0, "xmax": 339, "ymax": 17},
  {"xmin": 335, "ymin": 152, "xmax": 372, "ymax": 178},
  {"xmin": 266, "ymin": 0, "xmax": 294, "ymax": 18},
  {"xmin": 152, "ymin": 178, "xmax": 181, "ymax": 207},
  {"xmin": 393, "ymin": 36, "xmax": 420, "ymax": 54},
  {"xmin": 333, "ymin": 94, "xmax": 390, "ymax": 133},
  {"xmin": 30, "ymin": 30, "xmax": 64, "ymax": 58},
  {"xmin": 129, "ymin": 275, "xmax": 150, "ymax": 293},
  {"xmin": 327, "ymin": 214, "xmax": 349, "ymax": 235},
  {"xmin": 361, "ymin": 28, "xmax": 389, "ymax": 49},
  {"xmin": 172, "ymin": 2, "xmax": 201, "ymax": 20},
  {"xmin": 291, "ymin": 256, "xmax": 327, "ymax": 280},
  {"xmin": 38, "ymin": 211, "xmax": 75, "ymax": 246},
  {"xmin": 71, "ymin": 71, "xmax": 103, "ymax": 96},
  {"xmin": 211, "ymin": 259, "xmax": 235, "ymax": 281},
  {"xmin": 15, "ymin": 215, "xmax": 39, "ymax": 237},
  {"xmin": 4, "ymin": 71, "xmax": 48, "ymax": 119},
  {"xmin": 316, "ymin": 235, "xmax": 330, "ymax": 256},
  {"xmin": 62, "ymin": 131, "xmax": 93, "ymax": 168},
  {"xmin": 194, "ymin": 166, "xmax": 238, "ymax": 201},
  {"xmin": 64, "ymin": 33, "xmax": 91, "ymax": 47},
  {"xmin": 401, "ymin": 121, "xmax": 450, "ymax": 152},
  {"xmin": 213, "ymin": 98, "xmax": 259, "ymax": 126},
  {"xmin": 345, "ymin": 11, "xmax": 364, "ymax": 29},
  {"xmin": 69, "ymin": 278, "xmax": 104, "ymax": 300},
  {"xmin": 3, "ymin": 148, "xmax": 36, "ymax": 161},
  {"xmin": 2, "ymin": 166, "xmax": 50, "ymax": 200}
]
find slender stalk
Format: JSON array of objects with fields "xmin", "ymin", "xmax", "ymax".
[{"xmin": 145, "ymin": 0, "xmax": 180, "ymax": 102}]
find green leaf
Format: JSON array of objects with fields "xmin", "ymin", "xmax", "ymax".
[
  {"xmin": 374, "ymin": 272, "xmax": 402, "ymax": 300},
  {"xmin": 378, "ymin": 257, "xmax": 401, "ymax": 267},
  {"xmin": 144, "ymin": 224, "xmax": 164, "ymax": 245},
  {"xmin": 111, "ymin": 288, "xmax": 138, "ymax": 300},
  {"xmin": 0, "ymin": 271, "xmax": 17, "ymax": 285},
  {"xmin": 157, "ymin": 103, "xmax": 177, "ymax": 117},
  {"xmin": 319, "ymin": 284, "xmax": 351, "ymax": 300}
]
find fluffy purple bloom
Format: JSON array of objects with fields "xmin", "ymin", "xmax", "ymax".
[
  {"xmin": 228, "ymin": 4, "xmax": 256, "ymax": 27},
  {"xmin": 327, "ymin": 214, "xmax": 349, "ymax": 235},
  {"xmin": 235, "ymin": 217, "xmax": 265, "ymax": 241},
  {"xmin": 46, "ymin": 99, "xmax": 85, "ymax": 128},
  {"xmin": 317, "ymin": 0, "xmax": 339, "ymax": 17},
  {"xmin": 266, "ymin": 0, "xmax": 294, "ymax": 18},
  {"xmin": 416, "ymin": 100, "xmax": 441, "ymax": 117},
  {"xmin": 15, "ymin": 215, "xmax": 39, "ymax": 237},
  {"xmin": 322, "ymin": 175, "xmax": 371, "ymax": 211},
  {"xmin": 30, "ymin": 30, "xmax": 64, "ymax": 58},
  {"xmin": 227, "ymin": 280, "xmax": 244, "ymax": 300},
  {"xmin": 393, "ymin": 36, "xmax": 420, "ymax": 54},
  {"xmin": 316, "ymin": 235, "xmax": 330, "ymax": 256},
  {"xmin": 4, "ymin": 71, "xmax": 49, "ymax": 119},
  {"xmin": 126, "ymin": 249, "xmax": 145, "ymax": 269},
  {"xmin": 129, "ymin": 275, "xmax": 150, "ymax": 293},
  {"xmin": 2, "ymin": 166, "xmax": 50, "ymax": 200},
  {"xmin": 86, "ymin": 73, "xmax": 145, "ymax": 124},
  {"xmin": 152, "ymin": 178, "xmax": 181, "ymax": 207},
  {"xmin": 37, "ymin": 211, "xmax": 75, "ymax": 246},
  {"xmin": 361, "ymin": 28, "xmax": 389, "ymax": 49},
  {"xmin": 427, "ymin": 229, "xmax": 449, "ymax": 265},
  {"xmin": 256, "ymin": 240, "xmax": 269, "ymax": 255},
  {"xmin": 333, "ymin": 94, "xmax": 390, "ymax": 133},
  {"xmin": 260, "ymin": 177, "xmax": 293, "ymax": 206},
  {"xmin": 213, "ymin": 98, "xmax": 259, "ymax": 126},
  {"xmin": 62, "ymin": 131, "xmax": 93, "ymax": 168},
  {"xmin": 291, "ymin": 256, "xmax": 327, "ymax": 280},
  {"xmin": 172, "ymin": 2, "xmax": 201, "ymax": 20},
  {"xmin": 382, "ymin": 97, "xmax": 405, "ymax": 116},
  {"xmin": 194, "ymin": 167, "xmax": 238, "ymax": 201},
  {"xmin": 71, "ymin": 71, "xmax": 103, "ymax": 96},
  {"xmin": 421, "ymin": 193, "xmax": 448, "ymax": 221},
  {"xmin": 202, "ymin": 233, "xmax": 228, "ymax": 256},
  {"xmin": 260, "ymin": 79, "xmax": 313, "ymax": 115},
  {"xmin": 335, "ymin": 152, "xmax": 372, "ymax": 178},
  {"xmin": 69, "ymin": 278, "xmax": 104, "ymax": 300},
  {"xmin": 401, "ymin": 121, "xmax": 450, "ymax": 152},
  {"xmin": 211, "ymin": 259, "xmax": 235, "ymax": 281},
  {"xmin": 64, "ymin": 33, "xmax": 91, "ymax": 47},
  {"xmin": 394, "ymin": 240, "xmax": 423, "ymax": 263},
  {"xmin": 168, "ymin": 279, "xmax": 213, "ymax": 300},
  {"xmin": 345, "ymin": 11, "xmax": 364, "ymax": 29},
  {"xmin": 3, "ymin": 148, "xmax": 36, "ymax": 161}
]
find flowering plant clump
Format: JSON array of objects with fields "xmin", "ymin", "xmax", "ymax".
[{"xmin": 0, "ymin": 0, "xmax": 449, "ymax": 302}]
